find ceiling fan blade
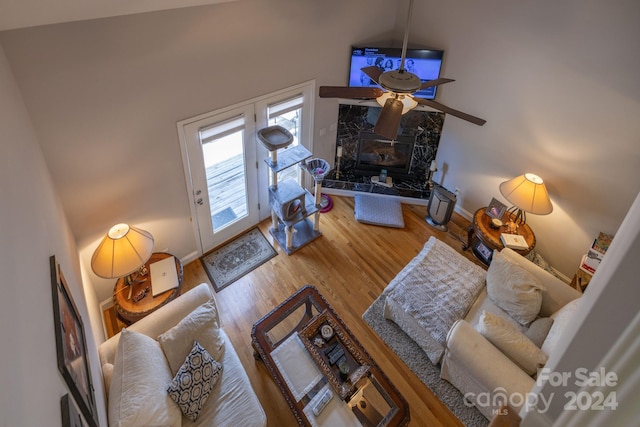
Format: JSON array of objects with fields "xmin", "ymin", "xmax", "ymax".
[
  {"xmin": 419, "ymin": 77, "xmax": 455, "ymax": 90},
  {"xmin": 374, "ymin": 98, "xmax": 404, "ymax": 139},
  {"xmin": 361, "ymin": 66, "xmax": 383, "ymax": 85},
  {"xmin": 417, "ymin": 98, "xmax": 486, "ymax": 126},
  {"xmin": 319, "ymin": 86, "xmax": 383, "ymax": 99}
]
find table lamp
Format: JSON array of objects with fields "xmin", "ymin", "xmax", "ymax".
[
  {"xmin": 91, "ymin": 223, "xmax": 154, "ymax": 298},
  {"xmin": 499, "ymin": 173, "xmax": 553, "ymax": 225}
]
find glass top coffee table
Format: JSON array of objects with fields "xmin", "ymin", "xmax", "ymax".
[{"xmin": 251, "ymin": 285, "xmax": 409, "ymax": 427}]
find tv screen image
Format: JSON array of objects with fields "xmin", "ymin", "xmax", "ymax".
[{"xmin": 349, "ymin": 46, "xmax": 444, "ymax": 99}]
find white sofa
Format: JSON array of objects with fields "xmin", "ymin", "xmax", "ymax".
[
  {"xmin": 440, "ymin": 248, "xmax": 582, "ymax": 419},
  {"xmin": 99, "ymin": 283, "xmax": 267, "ymax": 427}
]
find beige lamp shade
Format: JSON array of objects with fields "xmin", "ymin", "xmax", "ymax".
[
  {"xmin": 91, "ymin": 223, "xmax": 154, "ymax": 279},
  {"xmin": 499, "ymin": 173, "xmax": 553, "ymax": 215}
]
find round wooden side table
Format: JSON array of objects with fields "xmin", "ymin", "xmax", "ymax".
[
  {"xmin": 113, "ymin": 252, "xmax": 183, "ymax": 324},
  {"xmin": 463, "ymin": 207, "xmax": 536, "ymax": 265}
]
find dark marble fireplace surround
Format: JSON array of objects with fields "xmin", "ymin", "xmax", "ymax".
[{"xmin": 322, "ymin": 103, "xmax": 445, "ymax": 201}]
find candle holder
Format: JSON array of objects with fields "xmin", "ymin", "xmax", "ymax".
[{"xmin": 427, "ymin": 160, "xmax": 437, "ymax": 190}]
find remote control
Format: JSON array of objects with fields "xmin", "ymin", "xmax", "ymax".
[
  {"xmin": 328, "ymin": 346, "xmax": 345, "ymax": 365},
  {"xmin": 312, "ymin": 389, "xmax": 333, "ymax": 417},
  {"xmin": 323, "ymin": 343, "xmax": 337, "ymax": 356}
]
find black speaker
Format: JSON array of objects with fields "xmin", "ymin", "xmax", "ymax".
[{"xmin": 426, "ymin": 184, "xmax": 457, "ymax": 231}]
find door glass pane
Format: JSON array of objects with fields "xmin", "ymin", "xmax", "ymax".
[
  {"xmin": 201, "ymin": 130, "xmax": 248, "ymax": 232},
  {"xmin": 269, "ymin": 108, "xmax": 302, "ymax": 186}
]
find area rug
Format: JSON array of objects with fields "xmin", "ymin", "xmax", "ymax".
[
  {"xmin": 363, "ymin": 295, "xmax": 488, "ymax": 427},
  {"xmin": 200, "ymin": 228, "xmax": 277, "ymax": 292}
]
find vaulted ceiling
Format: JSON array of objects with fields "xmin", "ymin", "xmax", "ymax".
[{"xmin": 0, "ymin": 0, "xmax": 238, "ymax": 31}]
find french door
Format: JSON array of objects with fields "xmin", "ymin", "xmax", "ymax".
[
  {"xmin": 180, "ymin": 104, "xmax": 260, "ymax": 252},
  {"xmin": 178, "ymin": 81, "xmax": 315, "ymax": 254}
]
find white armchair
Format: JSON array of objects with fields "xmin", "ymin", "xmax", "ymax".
[{"xmin": 440, "ymin": 248, "xmax": 582, "ymax": 419}]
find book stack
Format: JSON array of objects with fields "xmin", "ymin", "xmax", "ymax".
[
  {"xmin": 579, "ymin": 232, "xmax": 614, "ymax": 274},
  {"xmin": 500, "ymin": 233, "xmax": 529, "ymax": 250}
]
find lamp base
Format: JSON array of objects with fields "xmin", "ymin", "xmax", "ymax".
[
  {"xmin": 125, "ymin": 265, "xmax": 149, "ymax": 299},
  {"xmin": 507, "ymin": 206, "xmax": 527, "ymax": 225}
]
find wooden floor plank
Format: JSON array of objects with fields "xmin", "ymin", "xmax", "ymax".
[{"xmin": 104, "ymin": 195, "xmax": 484, "ymax": 426}]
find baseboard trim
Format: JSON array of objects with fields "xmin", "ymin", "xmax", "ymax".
[
  {"xmin": 181, "ymin": 250, "xmax": 200, "ymax": 265},
  {"xmin": 322, "ymin": 187, "xmax": 429, "ymax": 206},
  {"xmin": 454, "ymin": 205, "xmax": 473, "ymax": 220},
  {"xmin": 550, "ymin": 267, "xmax": 571, "ymax": 284},
  {"xmin": 99, "ymin": 297, "xmax": 114, "ymax": 342}
]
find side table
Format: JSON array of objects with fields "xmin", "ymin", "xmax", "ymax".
[
  {"xmin": 113, "ymin": 252, "xmax": 183, "ymax": 324},
  {"xmin": 569, "ymin": 268, "xmax": 592, "ymax": 293},
  {"xmin": 463, "ymin": 208, "xmax": 536, "ymax": 266}
]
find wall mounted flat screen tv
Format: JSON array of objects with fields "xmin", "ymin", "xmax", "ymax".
[{"xmin": 348, "ymin": 46, "xmax": 444, "ymax": 99}]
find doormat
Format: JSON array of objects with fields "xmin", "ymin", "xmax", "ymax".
[
  {"xmin": 212, "ymin": 207, "xmax": 237, "ymax": 230},
  {"xmin": 200, "ymin": 228, "xmax": 277, "ymax": 292},
  {"xmin": 363, "ymin": 294, "xmax": 488, "ymax": 427}
]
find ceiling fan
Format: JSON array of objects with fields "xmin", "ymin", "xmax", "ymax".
[{"xmin": 319, "ymin": 0, "xmax": 486, "ymax": 140}]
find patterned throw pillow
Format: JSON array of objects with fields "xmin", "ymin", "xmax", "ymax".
[{"xmin": 167, "ymin": 340, "xmax": 223, "ymax": 421}]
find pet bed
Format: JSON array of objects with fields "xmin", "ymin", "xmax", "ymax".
[{"xmin": 354, "ymin": 194, "xmax": 404, "ymax": 228}]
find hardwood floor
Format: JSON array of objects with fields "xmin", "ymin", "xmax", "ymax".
[{"xmin": 104, "ymin": 195, "xmax": 484, "ymax": 426}]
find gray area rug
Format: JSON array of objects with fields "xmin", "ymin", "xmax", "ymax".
[
  {"xmin": 200, "ymin": 228, "xmax": 277, "ymax": 292},
  {"xmin": 363, "ymin": 294, "xmax": 488, "ymax": 427}
]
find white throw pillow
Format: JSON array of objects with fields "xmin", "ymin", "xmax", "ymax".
[
  {"xmin": 168, "ymin": 340, "xmax": 223, "ymax": 422},
  {"xmin": 108, "ymin": 329, "xmax": 181, "ymax": 427},
  {"xmin": 477, "ymin": 310, "xmax": 548, "ymax": 375},
  {"xmin": 158, "ymin": 300, "xmax": 225, "ymax": 375},
  {"xmin": 486, "ymin": 250, "xmax": 546, "ymax": 326},
  {"xmin": 541, "ymin": 298, "xmax": 581, "ymax": 355}
]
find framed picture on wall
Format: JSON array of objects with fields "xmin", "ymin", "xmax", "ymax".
[
  {"xmin": 61, "ymin": 394, "xmax": 84, "ymax": 427},
  {"xmin": 50, "ymin": 255, "xmax": 98, "ymax": 427},
  {"xmin": 486, "ymin": 197, "xmax": 507, "ymax": 220}
]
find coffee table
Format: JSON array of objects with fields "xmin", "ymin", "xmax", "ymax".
[{"xmin": 251, "ymin": 285, "xmax": 409, "ymax": 427}]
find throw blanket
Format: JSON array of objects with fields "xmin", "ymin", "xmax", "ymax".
[{"xmin": 382, "ymin": 236, "xmax": 487, "ymax": 363}]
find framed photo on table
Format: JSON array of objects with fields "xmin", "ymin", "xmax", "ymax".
[
  {"xmin": 486, "ymin": 198, "xmax": 507, "ymax": 220},
  {"xmin": 472, "ymin": 239, "xmax": 494, "ymax": 265},
  {"xmin": 50, "ymin": 255, "xmax": 98, "ymax": 427}
]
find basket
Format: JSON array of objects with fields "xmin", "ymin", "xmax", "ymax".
[{"xmin": 304, "ymin": 158, "xmax": 330, "ymax": 182}]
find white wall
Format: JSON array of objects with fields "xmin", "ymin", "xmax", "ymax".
[
  {"xmin": 0, "ymin": 0, "xmax": 399, "ymax": 305},
  {"xmin": 411, "ymin": 0, "xmax": 640, "ymax": 276},
  {"xmin": 0, "ymin": 46, "xmax": 107, "ymax": 427}
]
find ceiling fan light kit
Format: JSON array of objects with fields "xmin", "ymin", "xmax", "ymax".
[
  {"xmin": 378, "ymin": 69, "xmax": 422, "ymax": 93},
  {"xmin": 376, "ymin": 92, "xmax": 417, "ymax": 114},
  {"xmin": 319, "ymin": 0, "xmax": 485, "ymax": 140}
]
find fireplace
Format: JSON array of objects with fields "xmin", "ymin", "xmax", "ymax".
[
  {"xmin": 355, "ymin": 131, "xmax": 416, "ymax": 178},
  {"xmin": 321, "ymin": 102, "xmax": 445, "ymax": 201}
]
